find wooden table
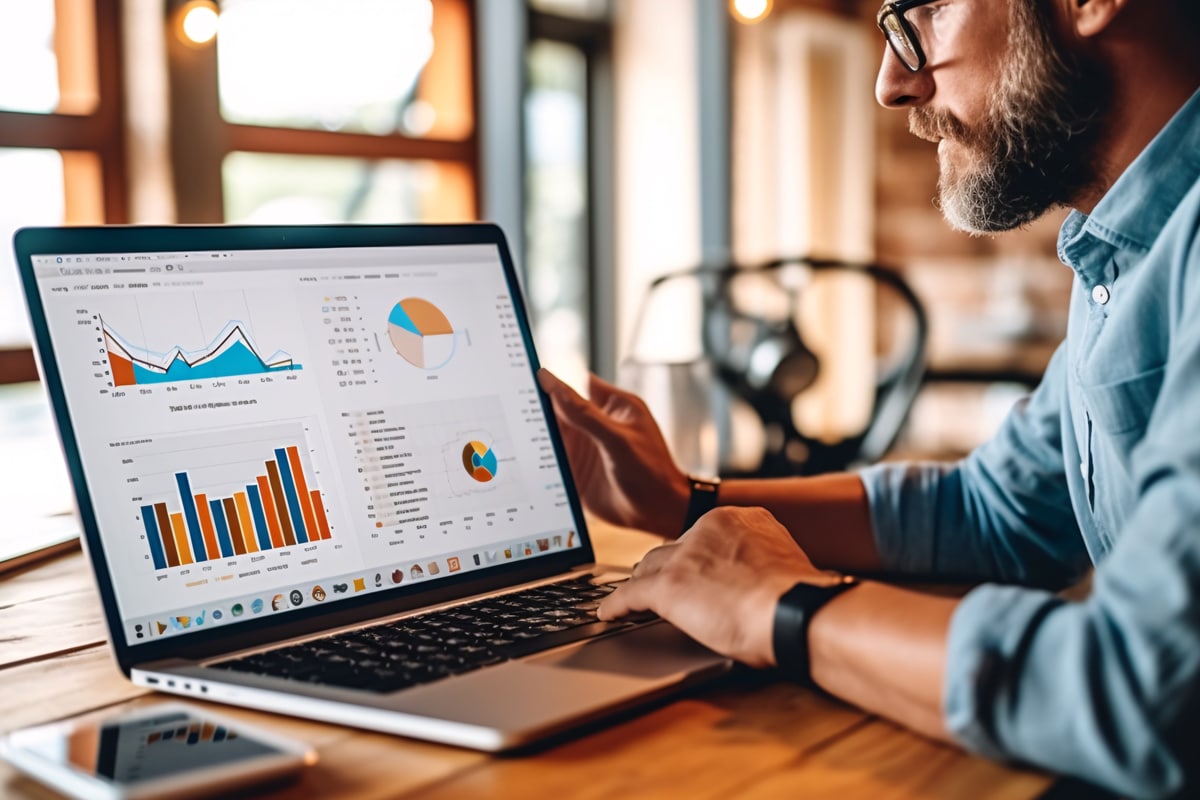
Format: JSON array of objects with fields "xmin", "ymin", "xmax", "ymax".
[{"xmin": 0, "ymin": 523, "xmax": 1055, "ymax": 799}]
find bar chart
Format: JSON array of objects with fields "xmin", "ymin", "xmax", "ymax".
[
  {"xmin": 145, "ymin": 721, "xmax": 238, "ymax": 746},
  {"xmin": 129, "ymin": 423, "xmax": 333, "ymax": 571}
]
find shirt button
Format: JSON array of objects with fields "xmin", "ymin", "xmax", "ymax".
[{"xmin": 1091, "ymin": 285, "xmax": 1110, "ymax": 305}]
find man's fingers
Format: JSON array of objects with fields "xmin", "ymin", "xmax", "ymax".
[
  {"xmin": 536, "ymin": 367, "xmax": 572, "ymax": 395},
  {"xmin": 602, "ymin": 544, "xmax": 678, "ymax": 619},
  {"xmin": 542, "ymin": 367, "xmax": 588, "ymax": 412},
  {"xmin": 597, "ymin": 576, "xmax": 657, "ymax": 621},
  {"xmin": 538, "ymin": 369, "xmax": 626, "ymax": 447},
  {"xmin": 539, "ymin": 369, "xmax": 608, "ymax": 424},
  {"xmin": 630, "ymin": 543, "xmax": 675, "ymax": 577},
  {"xmin": 586, "ymin": 372, "xmax": 630, "ymax": 406}
]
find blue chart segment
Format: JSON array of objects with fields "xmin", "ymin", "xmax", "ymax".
[{"xmin": 103, "ymin": 317, "xmax": 302, "ymax": 386}]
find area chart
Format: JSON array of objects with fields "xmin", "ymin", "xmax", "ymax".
[{"xmin": 103, "ymin": 316, "xmax": 302, "ymax": 386}]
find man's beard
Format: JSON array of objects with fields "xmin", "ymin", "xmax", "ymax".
[{"xmin": 908, "ymin": 0, "xmax": 1109, "ymax": 234}]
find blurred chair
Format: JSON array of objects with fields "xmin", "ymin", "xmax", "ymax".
[{"xmin": 623, "ymin": 257, "xmax": 927, "ymax": 478}]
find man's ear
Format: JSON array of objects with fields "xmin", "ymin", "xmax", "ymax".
[{"xmin": 1069, "ymin": 0, "xmax": 1127, "ymax": 38}]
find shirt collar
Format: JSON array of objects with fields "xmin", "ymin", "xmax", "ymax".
[{"xmin": 1058, "ymin": 87, "xmax": 1200, "ymax": 275}]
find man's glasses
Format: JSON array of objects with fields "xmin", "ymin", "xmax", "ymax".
[{"xmin": 877, "ymin": 0, "xmax": 945, "ymax": 73}]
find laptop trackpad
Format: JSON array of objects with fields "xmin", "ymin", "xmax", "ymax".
[{"xmin": 529, "ymin": 621, "xmax": 728, "ymax": 679}]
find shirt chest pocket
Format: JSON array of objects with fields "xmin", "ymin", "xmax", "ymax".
[{"xmin": 1080, "ymin": 364, "xmax": 1166, "ymax": 438}]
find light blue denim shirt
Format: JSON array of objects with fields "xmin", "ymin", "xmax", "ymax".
[{"xmin": 859, "ymin": 88, "xmax": 1200, "ymax": 799}]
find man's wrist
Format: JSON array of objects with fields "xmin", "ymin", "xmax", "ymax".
[
  {"xmin": 772, "ymin": 575, "xmax": 859, "ymax": 681},
  {"xmin": 680, "ymin": 475, "xmax": 720, "ymax": 535}
]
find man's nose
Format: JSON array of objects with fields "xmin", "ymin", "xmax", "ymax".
[{"xmin": 875, "ymin": 44, "xmax": 934, "ymax": 108}]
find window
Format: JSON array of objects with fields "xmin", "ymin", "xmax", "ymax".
[
  {"xmin": 523, "ymin": 3, "xmax": 614, "ymax": 387},
  {"xmin": 0, "ymin": 1, "xmax": 481, "ymax": 555},
  {"xmin": 0, "ymin": 0, "xmax": 122, "ymax": 536},
  {"xmin": 525, "ymin": 40, "xmax": 591, "ymax": 387},
  {"xmin": 0, "ymin": 0, "xmax": 126, "ymax": 378},
  {"xmin": 166, "ymin": 0, "xmax": 477, "ymax": 225},
  {"xmin": 0, "ymin": 0, "xmax": 478, "ymax": 377}
]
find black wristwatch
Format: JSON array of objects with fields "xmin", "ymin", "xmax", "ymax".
[
  {"xmin": 773, "ymin": 575, "xmax": 859, "ymax": 682},
  {"xmin": 680, "ymin": 475, "xmax": 720, "ymax": 535}
]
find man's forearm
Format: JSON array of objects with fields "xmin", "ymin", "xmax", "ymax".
[
  {"xmin": 722, "ymin": 475, "xmax": 953, "ymax": 738},
  {"xmin": 721, "ymin": 473, "xmax": 883, "ymax": 573},
  {"xmin": 807, "ymin": 581, "xmax": 956, "ymax": 742}
]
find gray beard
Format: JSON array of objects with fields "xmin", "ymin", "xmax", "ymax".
[
  {"xmin": 922, "ymin": 1, "xmax": 1109, "ymax": 235},
  {"xmin": 935, "ymin": 146, "xmax": 1054, "ymax": 234}
]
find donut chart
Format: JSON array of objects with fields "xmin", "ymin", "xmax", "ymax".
[{"xmin": 461, "ymin": 441, "xmax": 498, "ymax": 483}]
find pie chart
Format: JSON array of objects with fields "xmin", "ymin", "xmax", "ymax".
[
  {"xmin": 462, "ymin": 440, "xmax": 498, "ymax": 483},
  {"xmin": 387, "ymin": 297, "xmax": 456, "ymax": 369}
]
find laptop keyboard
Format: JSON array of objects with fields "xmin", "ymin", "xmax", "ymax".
[{"xmin": 212, "ymin": 575, "xmax": 649, "ymax": 694}]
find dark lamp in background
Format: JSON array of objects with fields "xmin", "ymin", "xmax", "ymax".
[
  {"xmin": 178, "ymin": 0, "xmax": 220, "ymax": 46},
  {"xmin": 730, "ymin": 0, "xmax": 772, "ymax": 24}
]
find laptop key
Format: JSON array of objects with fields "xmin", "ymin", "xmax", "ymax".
[{"xmin": 511, "ymin": 629, "xmax": 543, "ymax": 640}]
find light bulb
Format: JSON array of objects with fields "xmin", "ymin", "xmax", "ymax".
[
  {"xmin": 731, "ymin": 0, "xmax": 773, "ymax": 25},
  {"xmin": 181, "ymin": 1, "xmax": 219, "ymax": 45}
]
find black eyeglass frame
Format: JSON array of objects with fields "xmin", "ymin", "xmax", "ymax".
[{"xmin": 876, "ymin": 0, "xmax": 943, "ymax": 73}]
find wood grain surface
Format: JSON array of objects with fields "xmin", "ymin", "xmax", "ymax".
[{"xmin": 0, "ymin": 522, "xmax": 1053, "ymax": 799}]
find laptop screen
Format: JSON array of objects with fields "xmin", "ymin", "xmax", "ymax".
[{"xmin": 26, "ymin": 239, "xmax": 581, "ymax": 644}]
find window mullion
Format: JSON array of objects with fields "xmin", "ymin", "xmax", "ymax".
[
  {"xmin": 95, "ymin": 0, "xmax": 128, "ymax": 222},
  {"xmin": 166, "ymin": 2, "xmax": 226, "ymax": 223}
]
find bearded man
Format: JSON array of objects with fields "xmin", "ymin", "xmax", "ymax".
[{"xmin": 538, "ymin": 0, "xmax": 1200, "ymax": 796}]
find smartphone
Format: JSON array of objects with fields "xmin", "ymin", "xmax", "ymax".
[{"xmin": 0, "ymin": 703, "xmax": 317, "ymax": 800}]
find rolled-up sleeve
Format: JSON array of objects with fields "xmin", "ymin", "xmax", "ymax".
[
  {"xmin": 859, "ymin": 343, "xmax": 1090, "ymax": 586},
  {"xmin": 945, "ymin": 563, "xmax": 1200, "ymax": 799},
  {"xmin": 851, "ymin": 94, "xmax": 1200, "ymax": 796},
  {"xmin": 939, "ymin": 229, "xmax": 1200, "ymax": 798}
]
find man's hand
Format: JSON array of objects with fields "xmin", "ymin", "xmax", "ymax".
[
  {"xmin": 597, "ymin": 506, "xmax": 833, "ymax": 667},
  {"xmin": 538, "ymin": 368, "xmax": 690, "ymax": 537}
]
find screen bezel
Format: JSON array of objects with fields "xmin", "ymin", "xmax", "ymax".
[{"xmin": 13, "ymin": 223, "xmax": 595, "ymax": 673}]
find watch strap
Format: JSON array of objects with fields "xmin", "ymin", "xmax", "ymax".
[
  {"xmin": 680, "ymin": 476, "xmax": 720, "ymax": 535},
  {"xmin": 773, "ymin": 576, "xmax": 859, "ymax": 682}
]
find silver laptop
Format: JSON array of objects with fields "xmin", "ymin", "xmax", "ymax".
[{"xmin": 13, "ymin": 223, "xmax": 730, "ymax": 751}]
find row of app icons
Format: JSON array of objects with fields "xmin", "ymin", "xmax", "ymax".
[{"xmin": 131, "ymin": 530, "xmax": 576, "ymax": 641}]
